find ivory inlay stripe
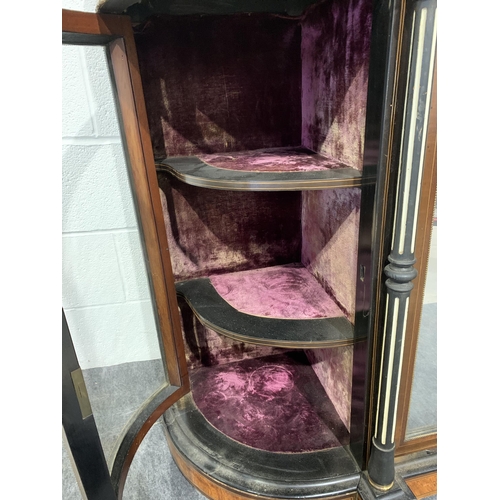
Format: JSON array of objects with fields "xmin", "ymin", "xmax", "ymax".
[
  {"xmin": 391, "ymin": 297, "xmax": 409, "ymax": 443},
  {"xmin": 411, "ymin": 12, "xmax": 437, "ymax": 254},
  {"xmin": 391, "ymin": 11, "xmax": 416, "ymax": 252},
  {"xmin": 398, "ymin": 8, "xmax": 427, "ymax": 255},
  {"xmin": 381, "ymin": 297, "xmax": 399, "ymax": 444},
  {"xmin": 374, "ymin": 299, "xmax": 390, "ymax": 439}
]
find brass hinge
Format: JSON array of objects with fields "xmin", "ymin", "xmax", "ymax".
[{"xmin": 70, "ymin": 368, "xmax": 93, "ymax": 419}]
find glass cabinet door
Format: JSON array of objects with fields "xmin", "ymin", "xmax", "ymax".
[
  {"xmin": 62, "ymin": 10, "xmax": 188, "ymax": 498},
  {"xmin": 62, "ymin": 40, "xmax": 169, "ymax": 465}
]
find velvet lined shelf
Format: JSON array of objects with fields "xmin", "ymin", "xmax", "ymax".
[
  {"xmin": 135, "ymin": 0, "xmax": 378, "ymax": 496},
  {"xmin": 156, "ymin": 146, "xmax": 375, "ymax": 191},
  {"xmin": 163, "ymin": 351, "xmax": 360, "ymax": 498},
  {"xmin": 165, "ymin": 391, "xmax": 360, "ymax": 499},
  {"xmin": 175, "ymin": 264, "xmax": 361, "ymax": 348}
]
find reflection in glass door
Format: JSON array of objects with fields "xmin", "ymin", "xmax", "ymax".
[{"xmin": 405, "ymin": 201, "xmax": 437, "ymax": 439}]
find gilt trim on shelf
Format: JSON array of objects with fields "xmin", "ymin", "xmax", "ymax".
[{"xmin": 156, "ymin": 153, "xmax": 376, "ymax": 191}]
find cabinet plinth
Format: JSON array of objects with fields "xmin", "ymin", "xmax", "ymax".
[{"xmin": 164, "ymin": 393, "xmax": 360, "ymax": 500}]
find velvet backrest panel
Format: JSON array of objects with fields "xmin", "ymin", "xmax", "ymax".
[
  {"xmin": 158, "ymin": 174, "xmax": 302, "ymax": 281},
  {"xmin": 135, "ymin": 14, "xmax": 302, "ymax": 158}
]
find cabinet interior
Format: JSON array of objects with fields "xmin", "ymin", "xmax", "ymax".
[{"xmin": 135, "ymin": 0, "xmax": 372, "ymax": 455}]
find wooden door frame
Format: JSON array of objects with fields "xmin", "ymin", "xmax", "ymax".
[{"xmin": 62, "ymin": 9, "xmax": 189, "ymax": 498}]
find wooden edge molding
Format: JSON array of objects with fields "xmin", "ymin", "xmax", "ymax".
[
  {"xmin": 62, "ymin": 8, "xmax": 128, "ymax": 37},
  {"xmin": 63, "ymin": 9, "xmax": 190, "ymax": 500},
  {"xmin": 111, "ymin": 383, "xmax": 189, "ymax": 498},
  {"xmin": 166, "ymin": 432, "xmax": 358, "ymax": 500},
  {"xmin": 176, "ymin": 278, "xmax": 359, "ymax": 349},
  {"xmin": 156, "ymin": 160, "xmax": 372, "ymax": 192},
  {"xmin": 395, "ymin": 433, "xmax": 437, "ymax": 458}
]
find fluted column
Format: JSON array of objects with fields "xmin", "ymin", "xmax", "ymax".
[{"xmin": 367, "ymin": 0, "xmax": 436, "ymax": 490}]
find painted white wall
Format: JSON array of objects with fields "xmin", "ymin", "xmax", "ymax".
[
  {"xmin": 62, "ymin": 44, "xmax": 162, "ymax": 369},
  {"xmin": 62, "ymin": 0, "xmax": 99, "ymax": 12}
]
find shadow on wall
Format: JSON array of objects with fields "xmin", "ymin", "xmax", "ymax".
[{"xmin": 62, "ymin": 44, "xmax": 161, "ymax": 369}]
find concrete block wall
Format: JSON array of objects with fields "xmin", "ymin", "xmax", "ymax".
[
  {"xmin": 62, "ymin": 0, "xmax": 98, "ymax": 13},
  {"xmin": 62, "ymin": 42, "xmax": 162, "ymax": 369}
]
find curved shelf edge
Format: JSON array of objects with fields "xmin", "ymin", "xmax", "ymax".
[
  {"xmin": 163, "ymin": 394, "xmax": 361, "ymax": 499},
  {"xmin": 156, "ymin": 155, "xmax": 376, "ymax": 191},
  {"xmin": 175, "ymin": 278, "xmax": 364, "ymax": 348}
]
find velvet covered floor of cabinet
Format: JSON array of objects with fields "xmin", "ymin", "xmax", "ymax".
[{"xmin": 190, "ymin": 351, "xmax": 349, "ymax": 453}]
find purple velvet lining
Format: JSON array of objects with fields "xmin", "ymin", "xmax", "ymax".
[
  {"xmin": 178, "ymin": 298, "xmax": 291, "ymax": 371},
  {"xmin": 198, "ymin": 147, "xmax": 348, "ymax": 172},
  {"xmin": 135, "ymin": 15, "xmax": 302, "ymax": 158},
  {"xmin": 301, "ymin": 0, "xmax": 372, "ymax": 171},
  {"xmin": 138, "ymin": 1, "xmax": 374, "ymax": 444},
  {"xmin": 158, "ymin": 174, "xmax": 301, "ymax": 282},
  {"xmin": 209, "ymin": 264, "xmax": 344, "ymax": 319},
  {"xmin": 301, "ymin": 189, "xmax": 361, "ymax": 323},
  {"xmin": 191, "ymin": 351, "xmax": 348, "ymax": 452},
  {"xmin": 305, "ymin": 347, "xmax": 353, "ymax": 431}
]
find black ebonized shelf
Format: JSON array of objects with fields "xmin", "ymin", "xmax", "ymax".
[
  {"xmin": 164, "ymin": 394, "xmax": 361, "ymax": 499},
  {"xmin": 176, "ymin": 278, "xmax": 361, "ymax": 348},
  {"xmin": 156, "ymin": 147, "xmax": 375, "ymax": 191}
]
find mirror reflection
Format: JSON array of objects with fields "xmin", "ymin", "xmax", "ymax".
[{"xmin": 406, "ymin": 201, "xmax": 437, "ymax": 439}]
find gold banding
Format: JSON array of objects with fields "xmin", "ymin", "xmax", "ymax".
[
  {"xmin": 156, "ymin": 163, "xmax": 376, "ymax": 191},
  {"xmin": 179, "ymin": 294, "xmax": 365, "ymax": 349},
  {"xmin": 368, "ymin": 475, "xmax": 395, "ymax": 492}
]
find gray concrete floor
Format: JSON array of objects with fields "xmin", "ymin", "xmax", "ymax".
[
  {"xmin": 62, "ymin": 358, "xmax": 207, "ymax": 499},
  {"xmin": 62, "ymin": 418, "xmax": 207, "ymax": 499}
]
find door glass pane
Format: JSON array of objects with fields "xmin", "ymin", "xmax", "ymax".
[
  {"xmin": 405, "ymin": 200, "xmax": 437, "ymax": 439},
  {"xmin": 62, "ymin": 44, "xmax": 168, "ymax": 470}
]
